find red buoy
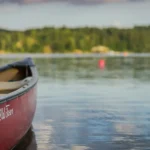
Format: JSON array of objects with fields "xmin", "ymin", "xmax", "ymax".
[{"xmin": 98, "ymin": 59, "xmax": 105, "ymax": 69}]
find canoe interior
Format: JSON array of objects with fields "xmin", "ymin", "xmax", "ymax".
[{"xmin": 0, "ymin": 66, "xmax": 32, "ymax": 94}]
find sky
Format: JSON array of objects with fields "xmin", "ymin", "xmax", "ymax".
[
  {"xmin": 0, "ymin": 0, "xmax": 145, "ymax": 5},
  {"xmin": 0, "ymin": 0, "xmax": 150, "ymax": 30}
]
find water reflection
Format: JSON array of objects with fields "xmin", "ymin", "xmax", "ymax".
[
  {"xmin": 1, "ymin": 57, "xmax": 150, "ymax": 81},
  {"xmin": 14, "ymin": 126, "xmax": 37, "ymax": 150},
  {"xmin": 33, "ymin": 57, "xmax": 150, "ymax": 82},
  {"xmin": 1, "ymin": 56, "xmax": 150, "ymax": 150},
  {"xmin": 33, "ymin": 120, "xmax": 54, "ymax": 150}
]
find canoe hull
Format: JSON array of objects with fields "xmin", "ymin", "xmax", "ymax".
[{"xmin": 0, "ymin": 85, "xmax": 37, "ymax": 150}]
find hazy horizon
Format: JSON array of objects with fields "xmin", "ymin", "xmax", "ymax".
[
  {"xmin": 0, "ymin": 0, "xmax": 148, "ymax": 5},
  {"xmin": 0, "ymin": 0, "xmax": 150, "ymax": 30}
]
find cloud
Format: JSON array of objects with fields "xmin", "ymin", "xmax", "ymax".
[
  {"xmin": 113, "ymin": 20, "xmax": 122, "ymax": 28},
  {"xmin": 0, "ymin": 3, "xmax": 20, "ymax": 13}
]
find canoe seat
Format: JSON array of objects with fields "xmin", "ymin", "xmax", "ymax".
[
  {"xmin": 0, "ymin": 68, "xmax": 19, "ymax": 82},
  {"xmin": 0, "ymin": 77, "xmax": 32, "ymax": 93}
]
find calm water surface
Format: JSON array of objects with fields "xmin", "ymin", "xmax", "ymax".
[{"xmin": 2, "ymin": 57, "xmax": 150, "ymax": 150}]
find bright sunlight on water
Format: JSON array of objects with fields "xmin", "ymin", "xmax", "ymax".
[{"xmin": 2, "ymin": 56, "xmax": 150, "ymax": 150}]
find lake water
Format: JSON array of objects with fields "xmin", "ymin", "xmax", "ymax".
[{"xmin": 1, "ymin": 56, "xmax": 150, "ymax": 150}]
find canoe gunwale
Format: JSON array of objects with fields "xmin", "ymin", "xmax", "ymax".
[
  {"xmin": 0, "ymin": 57, "xmax": 35, "ymax": 72},
  {"xmin": 0, "ymin": 58, "xmax": 38, "ymax": 103}
]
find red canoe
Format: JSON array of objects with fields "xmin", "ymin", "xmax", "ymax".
[{"xmin": 0, "ymin": 58, "xmax": 38, "ymax": 150}]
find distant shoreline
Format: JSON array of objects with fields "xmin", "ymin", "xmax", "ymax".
[{"xmin": 1, "ymin": 53, "xmax": 150, "ymax": 59}]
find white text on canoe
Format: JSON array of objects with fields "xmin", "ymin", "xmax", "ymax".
[{"xmin": 0, "ymin": 105, "xmax": 14, "ymax": 121}]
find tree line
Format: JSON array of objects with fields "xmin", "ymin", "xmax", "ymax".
[{"xmin": 0, "ymin": 26, "xmax": 150, "ymax": 53}]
